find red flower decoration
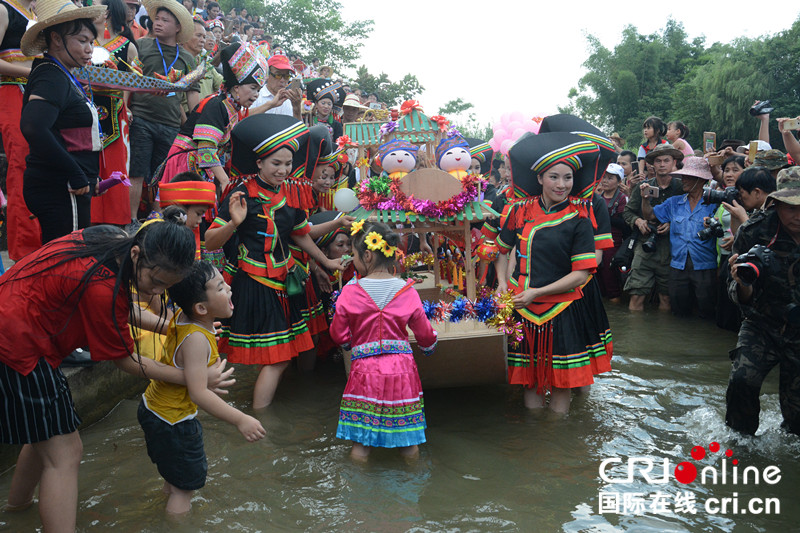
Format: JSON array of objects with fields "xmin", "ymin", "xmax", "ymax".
[
  {"xmin": 336, "ymin": 135, "xmax": 357, "ymax": 149},
  {"xmin": 430, "ymin": 115, "xmax": 450, "ymax": 132},
  {"xmin": 400, "ymin": 100, "xmax": 423, "ymax": 116}
]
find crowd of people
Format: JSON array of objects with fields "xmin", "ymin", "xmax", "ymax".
[{"xmin": 1, "ymin": 0, "xmax": 799, "ymax": 530}]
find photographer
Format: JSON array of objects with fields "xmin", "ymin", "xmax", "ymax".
[
  {"xmin": 622, "ymin": 143, "xmax": 684, "ymax": 311},
  {"xmin": 723, "ymin": 166, "xmax": 777, "ymax": 237},
  {"xmin": 640, "ymin": 157, "xmax": 719, "ymax": 318},
  {"xmin": 725, "ymin": 166, "xmax": 800, "ymax": 437}
]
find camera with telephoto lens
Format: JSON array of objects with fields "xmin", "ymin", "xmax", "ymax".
[
  {"xmin": 734, "ymin": 244, "xmax": 778, "ymax": 286},
  {"xmin": 698, "ymin": 217, "xmax": 725, "ymax": 240},
  {"xmin": 641, "ymin": 222, "xmax": 660, "ymax": 253},
  {"xmin": 702, "ymin": 186, "xmax": 739, "ymax": 205},
  {"xmin": 611, "ymin": 236, "xmax": 636, "ymax": 272}
]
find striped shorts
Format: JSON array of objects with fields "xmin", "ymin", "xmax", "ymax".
[{"xmin": 0, "ymin": 358, "xmax": 82, "ymax": 444}]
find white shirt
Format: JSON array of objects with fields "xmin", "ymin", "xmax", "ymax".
[{"xmin": 250, "ymin": 87, "xmax": 294, "ymax": 116}]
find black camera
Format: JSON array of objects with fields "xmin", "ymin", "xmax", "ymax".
[
  {"xmin": 611, "ymin": 236, "xmax": 636, "ymax": 272},
  {"xmin": 702, "ymin": 186, "xmax": 739, "ymax": 205},
  {"xmin": 734, "ymin": 244, "xmax": 778, "ymax": 286},
  {"xmin": 698, "ymin": 218, "xmax": 725, "ymax": 240},
  {"xmin": 749, "ymin": 100, "xmax": 774, "ymax": 116},
  {"xmin": 641, "ymin": 222, "xmax": 660, "ymax": 253}
]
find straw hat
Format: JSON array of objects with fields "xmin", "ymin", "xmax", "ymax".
[
  {"xmin": 141, "ymin": 0, "xmax": 195, "ymax": 44},
  {"xmin": 342, "ymin": 93, "xmax": 366, "ymax": 109},
  {"xmin": 644, "ymin": 142, "xmax": 684, "ymax": 164},
  {"xmin": 21, "ymin": 0, "xmax": 107, "ymax": 56},
  {"xmin": 669, "ymin": 156, "xmax": 713, "ymax": 180}
]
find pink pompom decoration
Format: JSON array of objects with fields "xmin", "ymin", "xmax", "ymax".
[
  {"xmin": 510, "ymin": 111, "xmax": 525, "ymax": 123},
  {"xmin": 500, "ymin": 139, "xmax": 514, "ymax": 155}
]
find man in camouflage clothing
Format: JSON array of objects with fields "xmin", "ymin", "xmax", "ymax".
[{"xmin": 725, "ymin": 166, "xmax": 800, "ymax": 436}]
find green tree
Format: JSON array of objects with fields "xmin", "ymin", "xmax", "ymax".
[
  {"xmin": 565, "ymin": 16, "xmax": 800, "ymax": 151},
  {"xmin": 437, "ymin": 98, "xmax": 491, "ymax": 140},
  {"xmin": 564, "ymin": 19, "xmax": 705, "ymax": 149},
  {"xmin": 351, "ymin": 66, "xmax": 424, "ymax": 106},
  {"xmin": 218, "ymin": 0, "xmax": 374, "ymax": 69}
]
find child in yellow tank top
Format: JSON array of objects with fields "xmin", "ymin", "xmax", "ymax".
[{"xmin": 137, "ymin": 261, "xmax": 266, "ymax": 515}]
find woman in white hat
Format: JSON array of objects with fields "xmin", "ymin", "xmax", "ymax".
[{"xmin": 19, "ymin": 0, "xmax": 107, "ymax": 245}]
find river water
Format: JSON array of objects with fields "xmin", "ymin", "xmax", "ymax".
[{"xmin": 1, "ymin": 305, "xmax": 798, "ymax": 532}]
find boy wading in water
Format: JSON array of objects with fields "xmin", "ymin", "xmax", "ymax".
[{"xmin": 138, "ymin": 261, "xmax": 265, "ymax": 514}]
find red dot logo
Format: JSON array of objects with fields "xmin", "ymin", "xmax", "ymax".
[
  {"xmin": 725, "ymin": 449, "xmax": 733, "ymax": 457},
  {"xmin": 709, "ymin": 442, "xmax": 720, "ymax": 452},
  {"xmin": 674, "ymin": 461, "xmax": 697, "ymax": 484},
  {"xmin": 690, "ymin": 446, "xmax": 706, "ymax": 460}
]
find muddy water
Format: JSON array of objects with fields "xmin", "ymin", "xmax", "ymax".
[{"xmin": 1, "ymin": 306, "xmax": 799, "ymax": 532}]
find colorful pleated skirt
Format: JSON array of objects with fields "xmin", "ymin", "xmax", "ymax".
[
  {"xmin": 337, "ymin": 353, "xmax": 426, "ymax": 448},
  {"xmin": 301, "ymin": 276, "xmax": 327, "ymax": 336},
  {"xmin": 508, "ymin": 290, "xmax": 612, "ymax": 394},
  {"xmin": 219, "ymin": 271, "xmax": 314, "ymax": 365}
]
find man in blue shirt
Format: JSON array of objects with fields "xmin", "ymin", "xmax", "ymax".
[{"xmin": 641, "ymin": 157, "xmax": 719, "ymax": 318}]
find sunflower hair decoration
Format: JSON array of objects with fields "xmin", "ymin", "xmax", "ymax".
[
  {"xmin": 364, "ymin": 231, "xmax": 397, "ymax": 258},
  {"xmin": 349, "ymin": 219, "xmax": 365, "ymax": 236}
]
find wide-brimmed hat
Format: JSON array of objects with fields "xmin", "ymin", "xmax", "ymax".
[
  {"xmin": 670, "ymin": 156, "xmax": 712, "ymax": 180},
  {"xmin": 231, "ymin": 114, "xmax": 309, "ymax": 175},
  {"xmin": 220, "ymin": 42, "xmax": 268, "ymax": 88},
  {"xmin": 21, "ymin": 0, "xmax": 107, "ymax": 56},
  {"xmin": 466, "ymin": 137, "xmax": 494, "ymax": 176},
  {"xmin": 343, "ymin": 93, "xmax": 366, "ymax": 109},
  {"xmin": 753, "ymin": 149, "xmax": 789, "ymax": 170},
  {"xmin": 292, "ymin": 124, "xmax": 333, "ymax": 180},
  {"xmin": 142, "ymin": 0, "xmax": 194, "ymax": 44},
  {"xmin": 644, "ymin": 142, "xmax": 684, "ymax": 164},
  {"xmin": 508, "ymin": 132, "xmax": 600, "ymax": 198},
  {"xmin": 539, "ymin": 114, "xmax": 617, "ymax": 195},
  {"xmin": 768, "ymin": 166, "xmax": 800, "ymax": 206}
]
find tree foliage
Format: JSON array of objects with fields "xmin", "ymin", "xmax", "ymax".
[
  {"xmin": 563, "ymin": 17, "xmax": 800, "ymax": 151},
  {"xmin": 352, "ymin": 66, "xmax": 424, "ymax": 106},
  {"xmin": 438, "ymin": 98, "xmax": 492, "ymax": 140},
  {"xmin": 219, "ymin": 0, "xmax": 374, "ymax": 69}
]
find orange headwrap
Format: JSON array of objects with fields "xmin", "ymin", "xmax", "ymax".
[{"xmin": 159, "ymin": 181, "xmax": 216, "ymax": 208}]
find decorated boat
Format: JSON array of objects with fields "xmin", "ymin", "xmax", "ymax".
[{"xmin": 343, "ymin": 166, "xmax": 514, "ymax": 389}]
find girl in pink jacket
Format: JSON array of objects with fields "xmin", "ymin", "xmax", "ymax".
[{"xmin": 330, "ymin": 222, "xmax": 437, "ymax": 461}]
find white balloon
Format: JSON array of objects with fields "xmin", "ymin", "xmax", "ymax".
[
  {"xmin": 91, "ymin": 47, "xmax": 111, "ymax": 66},
  {"xmin": 333, "ymin": 188, "xmax": 359, "ymax": 212}
]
